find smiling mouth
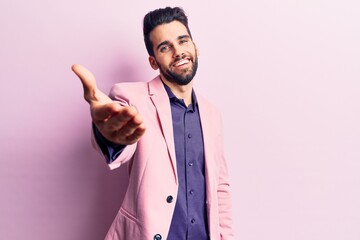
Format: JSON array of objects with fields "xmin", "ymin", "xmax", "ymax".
[{"xmin": 172, "ymin": 58, "xmax": 191, "ymax": 67}]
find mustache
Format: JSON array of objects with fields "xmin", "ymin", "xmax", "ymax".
[{"xmin": 171, "ymin": 54, "xmax": 192, "ymax": 66}]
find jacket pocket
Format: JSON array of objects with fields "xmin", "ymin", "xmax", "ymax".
[
  {"xmin": 119, "ymin": 206, "xmax": 138, "ymax": 223},
  {"xmin": 105, "ymin": 208, "xmax": 141, "ymax": 239}
]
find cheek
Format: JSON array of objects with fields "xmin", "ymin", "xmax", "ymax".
[
  {"xmin": 157, "ymin": 56, "xmax": 173, "ymax": 68},
  {"xmin": 190, "ymin": 46, "xmax": 197, "ymax": 55}
]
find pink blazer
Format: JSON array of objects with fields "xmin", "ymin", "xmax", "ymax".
[{"xmin": 94, "ymin": 76, "xmax": 234, "ymax": 240}]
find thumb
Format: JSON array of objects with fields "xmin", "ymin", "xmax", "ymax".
[{"xmin": 72, "ymin": 64, "xmax": 101, "ymax": 104}]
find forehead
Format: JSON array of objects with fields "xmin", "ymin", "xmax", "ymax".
[{"xmin": 149, "ymin": 20, "xmax": 190, "ymax": 45}]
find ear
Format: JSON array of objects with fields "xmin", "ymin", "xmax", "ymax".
[{"xmin": 148, "ymin": 56, "xmax": 159, "ymax": 70}]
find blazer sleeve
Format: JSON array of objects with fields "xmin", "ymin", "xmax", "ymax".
[{"xmin": 90, "ymin": 83, "xmax": 138, "ymax": 170}]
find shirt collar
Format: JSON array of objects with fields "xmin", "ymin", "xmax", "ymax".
[{"xmin": 162, "ymin": 80, "xmax": 198, "ymax": 111}]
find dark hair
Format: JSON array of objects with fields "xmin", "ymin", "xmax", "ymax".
[{"xmin": 143, "ymin": 7, "xmax": 192, "ymax": 56}]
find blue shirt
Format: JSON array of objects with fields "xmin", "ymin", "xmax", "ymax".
[
  {"xmin": 163, "ymin": 84, "xmax": 209, "ymax": 240},
  {"xmin": 94, "ymin": 82, "xmax": 209, "ymax": 240}
]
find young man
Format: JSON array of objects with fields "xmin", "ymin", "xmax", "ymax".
[{"xmin": 72, "ymin": 7, "xmax": 234, "ymax": 240}]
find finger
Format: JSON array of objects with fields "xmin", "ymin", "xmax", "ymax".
[
  {"xmin": 92, "ymin": 102, "xmax": 123, "ymax": 122},
  {"xmin": 124, "ymin": 124, "xmax": 146, "ymax": 144},
  {"xmin": 71, "ymin": 64, "xmax": 98, "ymax": 103},
  {"xmin": 115, "ymin": 112, "xmax": 144, "ymax": 137},
  {"xmin": 112, "ymin": 123, "xmax": 146, "ymax": 145},
  {"xmin": 96, "ymin": 105, "xmax": 139, "ymax": 130}
]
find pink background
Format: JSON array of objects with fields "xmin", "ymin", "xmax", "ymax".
[{"xmin": 1, "ymin": 0, "xmax": 359, "ymax": 239}]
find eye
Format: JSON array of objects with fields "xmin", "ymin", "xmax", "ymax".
[
  {"xmin": 160, "ymin": 45, "xmax": 170, "ymax": 53},
  {"xmin": 179, "ymin": 39, "xmax": 189, "ymax": 45}
]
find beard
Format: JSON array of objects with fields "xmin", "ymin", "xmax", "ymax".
[{"xmin": 156, "ymin": 53, "xmax": 199, "ymax": 86}]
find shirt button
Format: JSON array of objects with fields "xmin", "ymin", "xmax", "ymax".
[
  {"xmin": 188, "ymin": 133, "xmax": 192, "ymax": 138},
  {"xmin": 188, "ymin": 162, "xmax": 193, "ymax": 166},
  {"xmin": 191, "ymin": 218, "xmax": 196, "ymax": 224},
  {"xmin": 154, "ymin": 234, "xmax": 162, "ymax": 240},
  {"xmin": 166, "ymin": 195, "xmax": 173, "ymax": 203},
  {"xmin": 189, "ymin": 190, "xmax": 194, "ymax": 195}
]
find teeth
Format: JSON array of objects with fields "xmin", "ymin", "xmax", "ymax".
[{"xmin": 174, "ymin": 59, "xmax": 189, "ymax": 67}]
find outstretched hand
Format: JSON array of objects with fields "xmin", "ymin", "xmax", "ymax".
[{"xmin": 72, "ymin": 64, "xmax": 145, "ymax": 145}]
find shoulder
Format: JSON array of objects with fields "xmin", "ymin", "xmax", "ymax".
[
  {"xmin": 108, "ymin": 79, "xmax": 152, "ymax": 103},
  {"xmin": 197, "ymin": 93, "xmax": 221, "ymax": 115},
  {"xmin": 110, "ymin": 81, "xmax": 148, "ymax": 96},
  {"xmin": 196, "ymin": 92, "xmax": 224, "ymax": 129}
]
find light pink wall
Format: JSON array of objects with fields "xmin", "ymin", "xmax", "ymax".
[{"xmin": 1, "ymin": 0, "xmax": 359, "ymax": 239}]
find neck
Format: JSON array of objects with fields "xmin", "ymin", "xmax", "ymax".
[{"xmin": 161, "ymin": 76, "xmax": 193, "ymax": 106}]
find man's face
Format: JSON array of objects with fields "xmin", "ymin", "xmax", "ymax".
[{"xmin": 149, "ymin": 20, "xmax": 198, "ymax": 86}]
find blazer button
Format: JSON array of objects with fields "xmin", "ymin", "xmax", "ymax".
[
  {"xmin": 166, "ymin": 195, "xmax": 173, "ymax": 203},
  {"xmin": 154, "ymin": 233, "xmax": 162, "ymax": 240}
]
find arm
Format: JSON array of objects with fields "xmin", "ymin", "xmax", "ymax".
[
  {"xmin": 92, "ymin": 123, "xmax": 126, "ymax": 163},
  {"xmin": 72, "ymin": 64, "xmax": 145, "ymax": 167}
]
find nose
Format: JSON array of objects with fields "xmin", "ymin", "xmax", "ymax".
[{"xmin": 173, "ymin": 44, "xmax": 184, "ymax": 59}]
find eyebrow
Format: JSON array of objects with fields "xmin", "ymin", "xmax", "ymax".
[{"xmin": 156, "ymin": 35, "xmax": 191, "ymax": 50}]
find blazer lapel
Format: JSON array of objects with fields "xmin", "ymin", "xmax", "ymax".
[{"xmin": 148, "ymin": 76, "xmax": 178, "ymax": 184}]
